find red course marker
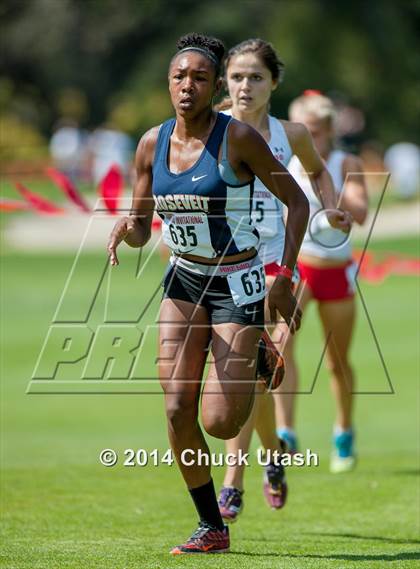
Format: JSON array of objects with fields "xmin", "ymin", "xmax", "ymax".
[
  {"xmin": 14, "ymin": 182, "xmax": 65, "ymax": 214},
  {"xmin": 45, "ymin": 167, "xmax": 91, "ymax": 213},
  {"xmin": 98, "ymin": 164, "xmax": 123, "ymax": 215}
]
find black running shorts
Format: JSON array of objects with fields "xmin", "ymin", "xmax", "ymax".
[{"xmin": 162, "ymin": 255, "xmax": 266, "ymax": 329}]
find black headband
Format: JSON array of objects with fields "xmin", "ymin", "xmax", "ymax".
[{"xmin": 176, "ymin": 46, "xmax": 219, "ymax": 67}]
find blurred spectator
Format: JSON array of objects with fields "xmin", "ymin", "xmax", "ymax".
[
  {"xmin": 359, "ymin": 140, "xmax": 387, "ymax": 195},
  {"xmin": 329, "ymin": 92, "xmax": 366, "ymax": 152},
  {"xmin": 88, "ymin": 124, "xmax": 134, "ymax": 185},
  {"xmin": 359, "ymin": 140, "xmax": 385, "ymax": 173},
  {"xmin": 384, "ymin": 142, "xmax": 420, "ymax": 199},
  {"xmin": 49, "ymin": 119, "xmax": 88, "ymax": 180}
]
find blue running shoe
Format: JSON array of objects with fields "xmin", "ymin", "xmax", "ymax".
[
  {"xmin": 330, "ymin": 429, "xmax": 356, "ymax": 473},
  {"xmin": 277, "ymin": 428, "xmax": 298, "ymax": 455}
]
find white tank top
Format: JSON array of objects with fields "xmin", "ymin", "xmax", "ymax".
[
  {"xmin": 221, "ymin": 111, "xmax": 293, "ymax": 264},
  {"xmin": 252, "ymin": 117, "xmax": 293, "ymax": 265},
  {"xmin": 288, "ymin": 149, "xmax": 352, "ymax": 260}
]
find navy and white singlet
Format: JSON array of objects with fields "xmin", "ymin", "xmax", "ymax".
[{"xmin": 152, "ymin": 112, "xmax": 259, "ymax": 259}]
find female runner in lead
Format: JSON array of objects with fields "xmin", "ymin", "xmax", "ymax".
[
  {"xmin": 276, "ymin": 92, "xmax": 368, "ymax": 473},
  {"xmin": 216, "ymin": 39, "xmax": 352, "ymax": 522},
  {"xmin": 107, "ymin": 33, "xmax": 309, "ymax": 555}
]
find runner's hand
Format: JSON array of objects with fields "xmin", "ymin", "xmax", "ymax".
[
  {"xmin": 107, "ymin": 217, "xmax": 137, "ymax": 266},
  {"xmin": 326, "ymin": 208, "xmax": 353, "ymax": 233},
  {"xmin": 268, "ymin": 277, "xmax": 302, "ymax": 334}
]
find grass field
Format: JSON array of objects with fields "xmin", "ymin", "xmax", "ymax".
[{"xmin": 1, "ymin": 235, "xmax": 419, "ymax": 568}]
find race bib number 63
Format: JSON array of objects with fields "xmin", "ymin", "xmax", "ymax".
[{"xmin": 227, "ymin": 263, "xmax": 266, "ymax": 307}]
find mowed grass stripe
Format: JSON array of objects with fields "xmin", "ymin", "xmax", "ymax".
[{"xmin": 1, "ymin": 237, "xmax": 419, "ymax": 568}]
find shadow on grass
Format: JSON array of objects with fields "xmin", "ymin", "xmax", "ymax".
[
  {"xmin": 391, "ymin": 468, "xmax": 420, "ymax": 476},
  {"xmin": 303, "ymin": 532, "xmax": 420, "ymax": 546},
  {"xmin": 232, "ymin": 551, "xmax": 420, "ymax": 562}
]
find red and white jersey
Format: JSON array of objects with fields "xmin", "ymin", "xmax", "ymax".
[
  {"xmin": 288, "ymin": 149, "xmax": 352, "ymax": 260},
  {"xmin": 252, "ymin": 117, "xmax": 293, "ymax": 265},
  {"xmin": 222, "ymin": 111, "xmax": 293, "ymax": 265}
]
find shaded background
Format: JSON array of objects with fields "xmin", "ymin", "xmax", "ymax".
[{"xmin": 1, "ymin": 0, "xmax": 420, "ymax": 166}]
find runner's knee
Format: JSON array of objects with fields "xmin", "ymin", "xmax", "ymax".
[
  {"xmin": 165, "ymin": 396, "xmax": 198, "ymax": 431},
  {"xmin": 326, "ymin": 357, "xmax": 352, "ymax": 382},
  {"xmin": 202, "ymin": 408, "xmax": 243, "ymax": 440}
]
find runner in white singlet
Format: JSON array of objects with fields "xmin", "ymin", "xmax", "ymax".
[
  {"xmin": 276, "ymin": 92, "xmax": 368, "ymax": 474},
  {"xmin": 216, "ymin": 39, "xmax": 352, "ymax": 521}
]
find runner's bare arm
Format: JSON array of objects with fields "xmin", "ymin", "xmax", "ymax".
[
  {"xmin": 107, "ymin": 127, "xmax": 158, "ymax": 265},
  {"xmin": 287, "ymin": 121, "xmax": 337, "ymax": 208},
  {"xmin": 229, "ymin": 121, "xmax": 308, "ymax": 332},
  {"xmin": 229, "ymin": 120, "xmax": 309, "ymax": 271},
  {"xmin": 287, "ymin": 121, "xmax": 352, "ymax": 232},
  {"xmin": 339, "ymin": 155, "xmax": 368, "ymax": 225}
]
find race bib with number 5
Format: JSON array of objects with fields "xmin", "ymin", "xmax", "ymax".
[
  {"xmin": 227, "ymin": 263, "xmax": 266, "ymax": 307},
  {"xmin": 251, "ymin": 189, "xmax": 282, "ymax": 238}
]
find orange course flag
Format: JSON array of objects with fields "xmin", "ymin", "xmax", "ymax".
[{"xmin": 0, "ymin": 199, "xmax": 32, "ymax": 212}]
